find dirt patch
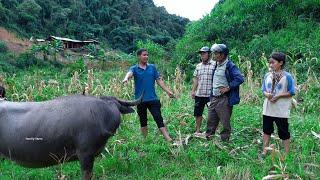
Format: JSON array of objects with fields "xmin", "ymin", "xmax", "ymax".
[{"xmin": 0, "ymin": 27, "xmax": 32, "ymax": 54}]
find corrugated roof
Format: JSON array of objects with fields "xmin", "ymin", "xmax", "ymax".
[
  {"xmin": 46, "ymin": 36, "xmax": 99, "ymax": 44},
  {"xmin": 36, "ymin": 39, "xmax": 45, "ymax": 42},
  {"xmin": 50, "ymin": 36, "xmax": 82, "ymax": 43}
]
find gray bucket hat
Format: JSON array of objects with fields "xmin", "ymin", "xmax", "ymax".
[{"xmin": 211, "ymin": 44, "xmax": 229, "ymax": 55}]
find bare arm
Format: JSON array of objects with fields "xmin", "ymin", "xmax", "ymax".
[
  {"xmin": 122, "ymin": 71, "xmax": 133, "ymax": 84},
  {"xmin": 156, "ymin": 78, "xmax": 174, "ymax": 98},
  {"xmin": 191, "ymin": 77, "xmax": 198, "ymax": 99}
]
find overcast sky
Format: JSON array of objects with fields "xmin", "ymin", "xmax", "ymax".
[{"xmin": 153, "ymin": 0, "xmax": 219, "ymax": 21}]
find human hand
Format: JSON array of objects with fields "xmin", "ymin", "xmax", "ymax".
[
  {"xmin": 167, "ymin": 91, "xmax": 175, "ymax": 98},
  {"xmin": 190, "ymin": 91, "xmax": 196, "ymax": 99},
  {"xmin": 219, "ymin": 87, "xmax": 230, "ymax": 94},
  {"xmin": 265, "ymin": 92, "xmax": 273, "ymax": 100},
  {"xmin": 270, "ymin": 95, "xmax": 279, "ymax": 103},
  {"xmin": 122, "ymin": 78, "xmax": 129, "ymax": 85}
]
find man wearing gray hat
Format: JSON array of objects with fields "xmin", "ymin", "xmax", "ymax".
[
  {"xmin": 206, "ymin": 44, "xmax": 244, "ymax": 142},
  {"xmin": 191, "ymin": 46, "xmax": 215, "ymax": 135}
]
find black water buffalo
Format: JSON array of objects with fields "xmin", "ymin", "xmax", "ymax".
[{"xmin": 0, "ymin": 94, "xmax": 141, "ymax": 179}]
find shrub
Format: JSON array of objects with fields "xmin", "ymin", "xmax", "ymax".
[
  {"xmin": 0, "ymin": 41, "xmax": 8, "ymax": 53},
  {"xmin": 15, "ymin": 51, "xmax": 42, "ymax": 69},
  {"xmin": 136, "ymin": 40, "xmax": 172, "ymax": 75}
]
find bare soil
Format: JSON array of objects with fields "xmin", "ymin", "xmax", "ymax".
[{"xmin": 0, "ymin": 27, "xmax": 32, "ymax": 54}]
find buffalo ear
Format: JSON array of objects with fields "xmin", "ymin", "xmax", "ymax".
[{"xmin": 119, "ymin": 106, "xmax": 135, "ymax": 114}]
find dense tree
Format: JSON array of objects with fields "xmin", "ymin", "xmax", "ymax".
[
  {"xmin": 0, "ymin": 0, "xmax": 189, "ymax": 52},
  {"xmin": 16, "ymin": 0, "xmax": 42, "ymax": 33},
  {"xmin": 17, "ymin": 0, "xmax": 41, "ymax": 24},
  {"xmin": 174, "ymin": 0, "xmax": 320, "ymax": 81},
  {"xmin": 0, "ymin": 2, "xmax": 9, "ymax": 23}
]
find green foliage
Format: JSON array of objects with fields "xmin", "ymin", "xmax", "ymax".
[
  {"xmin": 174, "ymin": 0, "xmax": 320, "ymax": 81},
  {"xmin": 0, "ymin": 55, "xmax": 15, "ymax": 73},
  {"xmin": 0, "ymin": 0, "xmax": 189, "ymax": 53},
  {"xmin": 84, "ymin": 44, "xmax": 106, "ymax": 63},
  {"xmin": 48, "ymin": 39, "xmax": 63, "ymax": 52},
  {"xmin": 0, "ymin": 1, "xmax": 319, "ymax": 178},
  {"xmin": 68, "ymin": 58, "xmax": 86, "ymax": 75},
  {"xmin": 0, "ymin": 47, "xmax": 64, "ymax": 71},
  {"xmin": 17, "ymin": 0, "xmax": 42, "ymax": 15},
  {"xmin": 0, "ymin": 40, "xmax": 8, "ymax": 53},
  {"xmin": 0, "ymin": 68, "xmax": 318, "ymax": 179},
  {"xmin": 136, "ymin": 40, "xmax": 173, "ymax": 75},
  {"xmin": 136, "ymin": 40, "xmax": 165, "ymax": 64},
  {"xmin": 0, "ymin": 2, "xmax": 9, "ymax": 23},
  {"xmin": 297, "ymin": 81, "xmax": 320, "ymax": 113},
  {"xmin": 16, "ymin": 0, "xmax": 41, "ymax": 32},
  {"xmin": 15, "ymin": 51, "xmax": 42, "ymax": 69}
]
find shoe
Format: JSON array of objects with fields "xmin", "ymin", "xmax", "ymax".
[
  {"xmin": 193, "ymin": 132, "xmax": 206, "ymax": 139},
  {"xmin": 193, "ymin": 132, "xmax": 202, "ymax": 136}
]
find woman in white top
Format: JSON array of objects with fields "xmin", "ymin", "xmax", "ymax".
[{"xmin": 261, "ymin": 52, "xmax": 295, "ymax": 155}]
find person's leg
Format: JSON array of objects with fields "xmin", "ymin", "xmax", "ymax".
[
  {"xmin": 148, "ymin": 100, "xmax": 172, "ymax": 141},
  {"xmin": 137, "ymin": 102, "xmax": 148, "ymax": 138},
  {"xmin": 262, "ymin": 115, "xmax": 274, "ymax": 155},
  {"xmin": 275, "ymin": 117, "xmax": 290, "ymax": 154},
  {"xmin": 216, "ymin": 97, "xmax": 233, "ymax": 141},
  {"xmin": 195, "ymin": 116, "xmax": 203, "ymax": 133},
  {"xmin": 159, "ymin": 127, "xmax": 172, "ymax": 141},
  {"xmin": 262, "ymin": 134, "xmax": 271, "ymax": 155},
  {"xmin": 206, "ymin": 98, "xmax": 219, "ymax": 138},
  {"xmin": 194, "ymin": 97, "xmax": 207, "ymax": 133},
  {"xmin": 141, "ymin": 126, "xmax": 148, "ymax": 138},
  {"xmin": 283, "ymin": 139, "xmax": 290, "ymax": 154}
]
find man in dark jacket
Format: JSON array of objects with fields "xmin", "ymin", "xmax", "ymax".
[{"xmin": 205, "ymin": 44, "xmax": 244, "ymax": 141}]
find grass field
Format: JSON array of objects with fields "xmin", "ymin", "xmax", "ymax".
[{"xmin": 0, "ymin": 66, "xmax": 319, "ymax": 179}]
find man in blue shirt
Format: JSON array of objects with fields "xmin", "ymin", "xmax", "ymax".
[{"xmin": 122, "ymin": 48, "xmax": 174, "ymax": 141}]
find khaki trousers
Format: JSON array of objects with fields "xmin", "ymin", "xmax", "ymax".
[{"xmin": 206, "ymin": 96, "xmax": 233, "ymax": 141}]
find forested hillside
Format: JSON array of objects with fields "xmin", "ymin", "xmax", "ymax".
[
  {"xmin": 0, "ymin": 0, "xmax": 189, "ymax": 52},
  {"xmin": 174, "ymin": 0, "xmax": 320, "ymax": 81},
  {"xmin": 0, "ymin": 0, "xmax": 319, "ymax": 179}
]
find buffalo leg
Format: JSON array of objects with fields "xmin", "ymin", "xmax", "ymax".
[{"xmin": 78, "ymin": 153, "xmax": 94, "ymax": 180}]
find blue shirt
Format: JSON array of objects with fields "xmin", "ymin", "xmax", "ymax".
[{"xmin": 129, "ymin": 64, "xmax": 160, "ymax": 102}]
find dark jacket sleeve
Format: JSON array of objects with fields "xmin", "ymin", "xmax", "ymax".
[{"xmin": 228, "ymin": 63, "xmax": 244, "ymax": 89}]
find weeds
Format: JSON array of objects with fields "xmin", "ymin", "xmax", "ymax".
[{"xmin": 0, "ymin": 59, "xmax": 319, "ymax": 179}]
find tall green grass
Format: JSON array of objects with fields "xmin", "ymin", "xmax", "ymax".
[{"xmin": 0, "ymin": 61, "xmax": 319, "ymax": 179}]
